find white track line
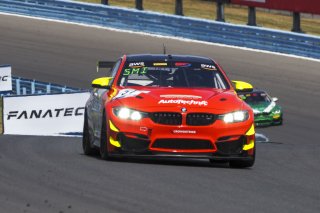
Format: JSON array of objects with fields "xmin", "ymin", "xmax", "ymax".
[
  {"xmin": 1, "ymin": 11, "xmax": 320, "ymax": 63},
  {"xmin": 255, "ymin": 133, "xmax": 270, "ymax": 143}
]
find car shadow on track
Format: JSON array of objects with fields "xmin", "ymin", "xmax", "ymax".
[{"xmin": 81, "ymin": 153, "xmax": 244, "ymax": 169}]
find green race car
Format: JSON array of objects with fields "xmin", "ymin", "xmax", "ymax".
[{"xmin": 233, "ymin": 81, "xmax": 283, "ymax": 127}]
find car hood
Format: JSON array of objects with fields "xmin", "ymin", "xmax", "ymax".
[
  {"xmin": 248, "ymin": 102, "xmax": 279, "ymax": 113},
  {"xmin": 112, "ymin": 87, "xmax": 244, "ymax": 112},
  {"xmin": 248, "ymin": 102, "xmax": 269, "ymax": 111}
]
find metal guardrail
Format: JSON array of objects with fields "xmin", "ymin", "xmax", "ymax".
[
  {"xmin": 0, "ymin": 76, "xmax": 83, "ymax": 97},
  {"xmin": 0, "ymin": 0, "xmax": 319, "ymax": 59}
]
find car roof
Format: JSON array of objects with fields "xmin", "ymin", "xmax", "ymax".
[{"xmin": 125, "ymin": 54, "xmax": 214, "ymax": 64}]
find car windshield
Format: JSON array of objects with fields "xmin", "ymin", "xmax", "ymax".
[
  {"xmin": 118, "ymin": 61, "xmax": 230, "ymax": 89},
  {"xmin": 239, "ymin": 92, "xmax": 271, "ymax": 104}
]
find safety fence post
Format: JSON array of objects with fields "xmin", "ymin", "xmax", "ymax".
[
  {"xmin": 16, "ymin": 78, "xmax": 20, "ymax": 95},
  {"xmin": 175, "ymin": 0, "xmax": 183, "ymax": 16},
  {"xmin": 292, "ymin": 12, "xmax": 302, "ymax": 33},
  {"xmin": 247, "ymin": 6, "xmax": 256, "ymax": 26},
  {"xmin": 31, "ymin": 80, "xmax": 35, "ymax": 94},
  {"xmin": 216, "ymin": 0, "xmax": 225, "ymax": 22},
  {"xmin": 101, "ymin": 0, "xmax": 108, "ymax": 5},
  {"xmin": 46, "ymin": 84, "xmax": 51, "ymax": 94},
  {"xmin": 136, "ymin": 0, "xmax": 143, "ymax": 10}
]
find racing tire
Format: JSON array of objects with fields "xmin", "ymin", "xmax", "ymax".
[
  {"xmin": 100, "ymin": 111, "xmax": 111, "ymax": 160},
  {"xmin": 229, "ymin": 147, "xmax": 255, "ymax": 168},
  {"xmin": 82, "ymin": 111, "xmax": 97, "ymax": 156}
]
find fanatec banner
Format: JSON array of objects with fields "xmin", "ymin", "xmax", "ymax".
[
  {"xmin": 2, "ymin": 92, "xmax": 90, "ymax": 136},
  {"xmin": 0, "ymin": 65, "xmax": 12, "ymax": 92}
]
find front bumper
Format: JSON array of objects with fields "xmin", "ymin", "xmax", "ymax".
[
  {"xmin": 254, "ymin": 113, "xmax": 282, "ymax": 127},
  {"xmin": 109, "ymin": 152, "xmax": 254, "ymax": 161},
  {"xmin": 106, "ymin": 113, "xmax": 255, "ymax": 159}
]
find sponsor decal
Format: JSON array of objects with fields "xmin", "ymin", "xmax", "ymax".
[
  {"xmin": 172, "ymin": 130, "xmax": 197, "ymax": 134},
  {"xmin": 140, "ymin": 127, "xmax": 148, "ymax": 132},
  {"xmin": 153, "ymin": 62, "xmax": 167, "ymax": 66},
  {"xmin": 123, "ymin": 67, "xmax": 148, "ymax": 76},
  {"xmin": 175, "ymin": 62, "xmax": 191, "ymax": 67},
  {"xmin": 160, "ymin": 94, "xmax": 202, "ymax": 99},
  {"xmin": 0, "ymin": 65, "xmax": 12, "ymax": 91},
  {"xmin": 129, "ymin": 62, "xmax": 145, "ymax": 68},
  {"xmin": 158, "ymin": 99, "xmax": 208, "ymax": 106},
  {"xmin": 114, "ymin": 89, "xmax": 150, "ymax": 99},
  {"xmin": 201, "ymin": 64, "xmax": 217, "ymax": 70},
  {"xmin": 1, "ymin": 75, "xmax": 8, "ymax": 81},
  {"xmin": 6, "ymin": 107, "xmax": 84, "ymax": 120}
]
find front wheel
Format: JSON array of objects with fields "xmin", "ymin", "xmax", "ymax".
[
  {"xmin": 100, "ymin": 112, "xmax": 111, "ymax": 160},
  {"xmin": 83, "ymin": 112, "xmax": 97, "ymax": 156}
]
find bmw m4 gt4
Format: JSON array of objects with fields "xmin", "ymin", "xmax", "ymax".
[{"xmin": 83, "ymin": 54, "xmax": 256, "ymax": 168}]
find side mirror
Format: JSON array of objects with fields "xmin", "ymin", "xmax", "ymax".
[
  {"xmin": 91, "ymin": 77, "xmax": 113, "ymax": 89},
  {"xmin": 232, "ymin": 80, "xmax": 253, "ymax": 92},
  {"xmin": 272, "ymin": 97, "xmax": 278, "ymax": 102}
]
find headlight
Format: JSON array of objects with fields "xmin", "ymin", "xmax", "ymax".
[
  {"xmin": 219, "ymin": 110, "xmax": 249, "ymax": 123},
  {"xmin": 253, "ymin": 109, "xmax": 260, "ymax": 114},
  {"xmin": 113, "ymin": 107, "xmax": 147, "ymax": 121}
]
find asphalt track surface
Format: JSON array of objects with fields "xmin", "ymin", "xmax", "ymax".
[{"xmin": 0, "ymin": 14, "xmax": 320, "ymax": 213}]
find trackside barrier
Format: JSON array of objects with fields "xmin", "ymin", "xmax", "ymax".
[
  {"xmin": 0, "ymin": 68, "xmax": 88, "ymax": 136},
  {"xmin": 2, "ymin": 92, "xmax": 90, "ymax": 136},
  {"xmin": 0, "ymin": 76, "xmax": 83, "ymax": 97},
  {"xmin": 0, "ymin": 0, "xmax": 319, "ymax": 59}
]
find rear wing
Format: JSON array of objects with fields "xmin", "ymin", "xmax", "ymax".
[{"xmin": 96, "ymin": 61, "xmax": 115, "ymax": 72}]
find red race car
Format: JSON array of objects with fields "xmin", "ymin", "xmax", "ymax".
[{"xmin": 83, "ymin": 54, "xmax": 255, "ymax": 168}]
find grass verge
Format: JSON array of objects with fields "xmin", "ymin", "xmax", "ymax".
[{"xmin": 76, "ymin": 0, "xmax": 320, "ymax": 36}]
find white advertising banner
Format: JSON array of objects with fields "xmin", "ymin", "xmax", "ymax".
[
  {"xmin": 0, "ymin": 65, "xmax": 12, "ymax": 92},
  {"xmin": 3, "ymin": 92, "xmax": 90, "ymax": 136}
]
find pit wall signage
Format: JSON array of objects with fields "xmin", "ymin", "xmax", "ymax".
[
  {"xmin": 0, "ymin": 65, "xmax": 12, "ymax": 92},
  {"xmin": 2, "ymin": 92, "xmax": 90, "ymax": 136},
  {"xmin": 231, "ymin": 0, "xmax": 320, "ymax": 14}
]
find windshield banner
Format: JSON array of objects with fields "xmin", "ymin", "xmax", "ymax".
[{"xmin": 2, "ymin": 92, "xmax": 90, "ymax": 136}]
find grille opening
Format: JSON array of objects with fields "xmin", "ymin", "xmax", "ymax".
[
  {"xmin": 118, "ymin": 133, "xmax": 150, "ymax": 152},
  {"xmin": 215, "ymin": 136, "xmax": 246, "ymax": 155},
  {"xmin": 187, "ymin": 113, "xmax": 217, "ymax": 126},
  {"xmin": 152, "ymin": 139, "xmax": 214, "ymax": 150},
  {"xmin": 150, "ymin": 112, "xmax": 182, "ymax": 125}
]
